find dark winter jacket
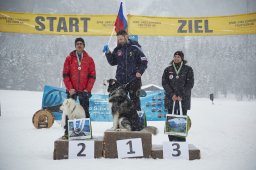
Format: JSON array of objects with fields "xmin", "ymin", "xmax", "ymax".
[
  {"xmin": 162, "ymin": 62, "xmax": 194, "ymax": 111},
  {"xmin": 105, "ymin": 40, "xmax": 147, "ymax": 84},
  {"xmin": 63, "ymin": 50, "xmax": 96, "ymax": 92}
]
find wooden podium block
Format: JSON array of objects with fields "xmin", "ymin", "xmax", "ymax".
[
  {"xmin": 188, "ymin": 144, "xmax": 201, "ymax": 160},
  {"xmin": 151, "ymin": 144, "xmax": 201, "ymax": 160},
  {"xmin": 53, "ymin": 136, "xmax": 104, "ymax": 160},
  {"xmin": 53, "ymin": 138, "xmax": 69, "ymax": 160},
  {"xmin": 103, "ymin": 130, "xmax": 152, "ymax": 158}
]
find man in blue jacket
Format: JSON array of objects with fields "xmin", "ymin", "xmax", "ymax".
[{"xmin": 103, "ymin": 30, "xmax": 148, "ymax": 111}]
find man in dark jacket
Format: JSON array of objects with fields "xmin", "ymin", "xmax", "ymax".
[
  {"xmin": 62, "ymin": 37, "xmax": 96, "ymax": 138},
  {"xmin": 103, "ymin": 30, "xmax": 147, "ymax": 111},
  {"xmin": 162, "ymin": 51, "xmax": 194, "ymax": 141}
]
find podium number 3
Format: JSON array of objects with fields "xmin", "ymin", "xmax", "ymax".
[
  {"xmin": 77, "ymin": 143, "xmax": 86, "ymax": 157},
  {"xmin": 172, "ymin": 143, "xmax": 181, "ymax": 157},
  {"xmin": 163, "ymin": 141, "xmax": 188, "ymax": 159},
  {"xmin": 126, "ymin": 140, "xmax": 135, "ymax": 154}
]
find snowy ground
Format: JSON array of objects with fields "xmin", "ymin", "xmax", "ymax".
[{"xmin": 0, "ymin": 90, "xmax": 256, "ymax": 170}]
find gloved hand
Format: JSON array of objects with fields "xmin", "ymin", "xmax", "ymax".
[
  {"xmin": 102, "ymin": 45, "xmax": 110, "ymax": 54},
  {"xmin": 78, "ymin": 91, "xmax": 92, "ymax": 98},
  {"xmin": 172, "ymin": 95, "xmax": 178, "ymax": 101},
  {"xmin": 84, "ymin": 92, "xmax": 92, "ymax": 98}
]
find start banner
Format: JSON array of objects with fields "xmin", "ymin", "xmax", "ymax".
[
  {"xmin": 0, "ymin": 11, "xmax": 116, "ymax": 36},
  {"xmin": 0, "ymin": 11, "xmax": 255, "ymax": 36}
]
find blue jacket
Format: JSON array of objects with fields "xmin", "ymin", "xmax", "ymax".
[{"xmin": 106, "ymin": 40, "xmax": 148, "ymax": 84}]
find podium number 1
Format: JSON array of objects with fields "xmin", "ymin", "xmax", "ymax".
[
  {"xmin": 116, "ymin": 138, "xmax": 143, "ymax": 158},
  {"xmin": 126, "ymin": 140, "xmax": 135, "ymax": 154}
]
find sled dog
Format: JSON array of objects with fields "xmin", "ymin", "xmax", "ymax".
[
  {"xmin": 107, "ymin": 79, "xmax": 158, "ymax": 135},
  {"xmin": 60, "ymin": 98, "xmax": 86, "ymax": 127}
]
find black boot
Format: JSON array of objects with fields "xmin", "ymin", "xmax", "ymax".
[
  {"xmin": 168, "ymin": 135, "xmax": 186, "ymax": 142},
  {"xmin": 62, "ymin": 116, "xmax": 69, "ymax": 140}
]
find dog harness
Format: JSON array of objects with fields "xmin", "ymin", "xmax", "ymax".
[{"xmin": 70, "ymin": 105, "xmax": 76, "ymax": 114}]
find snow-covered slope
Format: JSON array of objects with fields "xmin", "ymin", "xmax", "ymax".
[{"xmin": 0, "ymin": 90, "xmax": 256, "ymax": 170}]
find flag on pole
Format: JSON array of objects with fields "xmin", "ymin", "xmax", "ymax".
[{"xmin": 114, "ymin": 2, "xmax": 128, "ymax": 33}]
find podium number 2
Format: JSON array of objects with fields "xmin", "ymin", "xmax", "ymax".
[
  {"xmin": 172, "ymin": 143, "xmax": 181, "ymax": 157},
  {"xmin": 77, "ymin": 143, "xmax": 86, "ymax": 157},
  {"xmin": 69, "ymin": 140, "xmax": 94, "ymax": 159},
  {"xmin": 126, "ymin": 140, "xmax": 135, "ymax": 154}
]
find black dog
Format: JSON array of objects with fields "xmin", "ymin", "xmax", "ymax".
[{"xmin": 107, "ymin": 79, "xmax": 158, "ymax": 134}]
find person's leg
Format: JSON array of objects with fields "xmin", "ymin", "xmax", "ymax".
[
  {"xmin": 128, "ymin": 79, "xmax": 142, "ymax": 111},
  {"xmin": 79, "ymin": 94, "xmax": 90, "ymax": 118},
  {"xmin": 182, "ymin": 105, "xmax": 187, "ymax": 116},
  {"xmin": 63, "ymin": 115, "xmax": 69, "ymax": 138},
  {"xmin": 174, "ymin": 101, "xmax": 179, "ymax": 114},
  {"xmin": 66, "ymin": 91, "xmax": 77, "ymax": 100}
]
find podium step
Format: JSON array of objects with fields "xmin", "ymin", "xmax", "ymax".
[
  {"xmin": 53, "ymin": 132, "xmax": 201, "ymax": 160},
  {"xmin": 103, "ymin": 130, "xmax": 152, "ymax": 158},
  {"xmin": 151, "ymin": 144, "xmax": 201, "ymax": 160},
  {"xmin": 53, "ymin": 136, "xmax": 104, "ymax": 160}
]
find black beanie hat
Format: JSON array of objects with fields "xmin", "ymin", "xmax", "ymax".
[
  {"xmin": 174, "ymin": 51, "xmax": 184, "ymax": 60},
  {"xmin": 75, "ymin": 37, "xmax": 85, "ymax": 46}
]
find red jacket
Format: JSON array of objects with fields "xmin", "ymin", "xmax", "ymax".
[{"xmin": 63, "ymin": 50, "xmax": 96, "ymax": 93}]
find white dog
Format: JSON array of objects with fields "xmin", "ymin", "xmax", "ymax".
[{"xmin": 60, "ymin": 98, "xmax": 86, "ymax": 127}]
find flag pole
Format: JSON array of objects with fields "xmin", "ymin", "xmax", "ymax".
[
  {"xmin": 101, "ymin": 27, "xmax": 115, "ymax": 56},
  {"xmin": 107, "ymin": 26, "xmax": 116, "ymax": 46}
]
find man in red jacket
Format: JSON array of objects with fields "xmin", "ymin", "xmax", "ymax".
[{"xmin": 62, "ymin": 37, "xmax": 96, "ymax": 138}]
